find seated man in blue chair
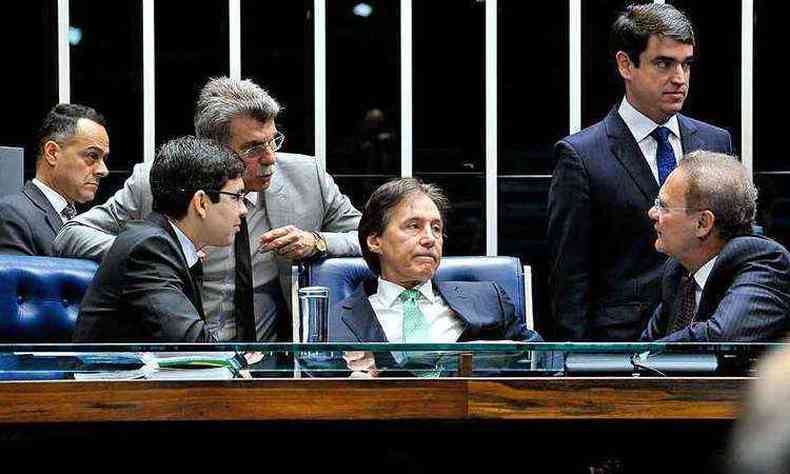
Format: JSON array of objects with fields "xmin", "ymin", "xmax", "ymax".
[
  {"xmin": 330, "ymin": 177, "xmax": 542, "ymax": 375},
  {"xmin": 73, "ymin": 136, "xmax": 247, "ymax": 342}
]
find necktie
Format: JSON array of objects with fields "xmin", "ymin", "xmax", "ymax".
[
  {"xmin": 651, "ymin": 126, "xmax": 677, "ymax": 186},
  {"xmin": 189, "ymin": 260, "xmax": 205, "ymax": 310},
  {"xmin": 62, "ymin": 204, "xmax": 77, "ymax": 220},
  {"xmin": 234, "ymin": 216, "xmax": 256, "ymax": 341},
  {"xmin": 667, "ymin": 274, "xmax": 697, "ymax": 335},
  {"xmin": 400, "ymin": 289, "xmax": 441, "ymax": 377}
]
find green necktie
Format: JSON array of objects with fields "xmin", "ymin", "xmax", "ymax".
[{"xmin": 400, "ymin": 288, "xmax": 441, "ymax": 377}]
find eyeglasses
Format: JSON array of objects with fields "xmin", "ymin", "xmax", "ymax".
[
  {"xmin": 238, "ymin": 132, "xmax": 285, "ymax": 160},
  {"xmin": 653, "ymin": 198, "xmax": 701, "ymax": 215},
  {"xmin": 205, "ymin": 190, "xmax": 248, "ymax": 204}
]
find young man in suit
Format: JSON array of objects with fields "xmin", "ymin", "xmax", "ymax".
[
  {"xmin": 331, "ymin": 178, "xmax": 542, "ymax": 375},
  {"xmin": 56, "ymin": 77, "xmax": 361, "ymax": 343},
  {"xmin": 641, "ymin": 151, "xmax": 790, "ymax": 342},
  {"xmin": 547, "ymin": 4, "xmax": 734, "ymax": 341},
  {"xmin": 74, "ymin": 136, "xmax": 247, "ymax": 342},
  {"xmin": 0, "ymin": 104, "xmax": 109, "ymax": 256}
]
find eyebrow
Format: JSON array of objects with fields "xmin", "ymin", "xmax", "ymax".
[{"xmin": 654, "ymin": 55, "xmax": 695, "ymax": 63}]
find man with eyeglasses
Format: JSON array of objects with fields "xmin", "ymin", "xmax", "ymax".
[
  {"xmin": 57, "ymin": 77, "xmax": 361, "ymax": 342},
  {"xmin": 547, "ymin": 4, "xmax": 734, "ymax": 342},
  {"xmin": 74, "ymin": 136, "xmax": 247, "ymax": 342},
  {"xmin": 640, "ymin": 151, "xmax": 790, "ymax": 342}
]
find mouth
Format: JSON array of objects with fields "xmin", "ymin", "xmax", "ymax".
[
  {"xmin": 664, "ymin": 91, "xmax": 685, "ymax": 99},
  {"xmin": 256, "ymin": 164, "xmax": 276, "ymax": 178},
  {"xmin": 414, "ymin": 254, "xmax": 437, "ymax": 262}
]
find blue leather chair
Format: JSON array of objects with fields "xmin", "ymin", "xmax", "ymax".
[
  {"xmin": 0, "ymin": 255, "xmax": 98, "ymax": 342},
  {"xmin": 300, "ymin": 256, "xmax": 531, "ymax": 325}
]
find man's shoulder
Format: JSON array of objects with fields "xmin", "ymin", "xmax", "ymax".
[
  {"xmin": 275, "ymin": 152, "xmax": 318, "ymax": 171},
  {"xmin": 677, "ymin": 113, "xmax": 731, "ymax": 138},
  {"xmin": 721, "ymin": 235, "xmax": 790, "ymax": 261},
  {"xmin": 559, "ymin": 118, "xmax": 609, "ymax": 149},
  {"xmin": 0, "ymin": 190, "xmax": 31, "ymax": 212}
]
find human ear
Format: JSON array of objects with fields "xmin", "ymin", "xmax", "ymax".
[{"xmin": 367, "ymin": 234, "xmax": 382, "ymax": 254}]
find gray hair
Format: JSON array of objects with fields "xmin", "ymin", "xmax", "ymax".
[
  {"xmin": 679, "ymin": 151, "xmax": 757, "ymax": 241},
  {"xmin": 194, "ymin": 76, "xmax": 281, "ymax": 145}
]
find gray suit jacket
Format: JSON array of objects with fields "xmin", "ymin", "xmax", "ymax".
[
  {"xmin": 641, "ymin": 235, "xmax": 790, "ymax": 342},
  {"xmin": 0, "ymin": 181, "xmax": 64, "ymax": 256},
  {"xmin": 55, "ymin": 153, "xmax": 361, "ymax": 340}
]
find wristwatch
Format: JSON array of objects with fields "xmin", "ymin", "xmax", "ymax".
[{"xmin": 312, "ymin": 231, "xmax": 327, "ymax": 258}]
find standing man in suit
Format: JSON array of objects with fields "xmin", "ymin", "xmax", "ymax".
[
  {"xmin": 74, "ymin": 136, "xmax": 246, "ymax": 342},
  {"xmin": 0, "ymin": 104, "xmax": 109, "ymax": 256},
  {"xmin": 56, "ymin": 77, "xmax": 361, "ymax": 342},
  {"xmin": 641, "ymin": 151, "xmax": 790, "ymax": 342},
  {"xmin": 547, "ymin": 3, "xmax": 734, "ymax": 341},
  {"xmin": 332, "ymin": 178, "xmax": 542, "ymax": 374}
]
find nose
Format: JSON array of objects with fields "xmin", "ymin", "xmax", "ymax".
[
  {"xmin": 259, "ymin": 147, "xmax": 277, "ymax": 165},
  {"xmin": 419, "ymin": 227, "xmax": 438, "ymax": 247},
  {"xmin": 670, "ymin": 63, "xmax": 687, "ymax": 84},
  {"xmin": 238, "ymin": 200, "xmax": 249, "ymax": 218},
  {"xmin": 95, "ymin": 158, "xmax": 109, "ymax": 178},
  {"xmin": 648, "ymin": 205, "xmax": 659, "ymax": 221}
]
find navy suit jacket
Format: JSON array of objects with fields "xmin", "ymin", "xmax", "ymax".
[
  {"xmin": 329, "ymin": 278, "xmax": 542, "ymax": 369},
  {"xmin": 74, "ymin": 212, "xmax": 215, "ymax": 342},
  {"xmin": 641, "ymin": 236, "xmax": 790, "ymax": 342},
  {"xmin": 0, "ymin": 181, "xmax": 64, "ymax": 256},
  {"xmin": 547, "ymin": 105, "xmax": 733, "ymax": 341}
]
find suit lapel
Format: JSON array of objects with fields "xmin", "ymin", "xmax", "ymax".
[
  {"xmin": 148, "ymin": 212, "xmax": 206, "ymax": 319},
  {"xmin": 677, "ymin": 114, "xmax": 702, "ymax": 156},
  {"xmin": 341, "ymin": 281, "xmax": 389, "ymax": 342},
  {"xmin": 605, "ymin": 107, "xmax": 659, "ymax": 202},
  {"xmin": 436, "ymin": 281, "xmax": 491, "ymax": 341},
  {"xmin": 23, "ymin": 181, "xmax": 63, "ymax": 235}
]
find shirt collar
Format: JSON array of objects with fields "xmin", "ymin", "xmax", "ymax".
[
  {"xmin": 167, "ymin": 219, "xmax": 199, "ymax": 268},
  {"xmin": 245, "ymin": 191, "xmax": 258, "ymax": 207},
  {"xmin": 31, "ymin": 178, "xmax": 70, "ymax": 215},
  {"xmin": 375, "ymin": 277, "xmax": 436, "ymax": 308},
  {"xmin": 618, "ymin": 97, "xmax": 681, "ymax": 144},
  {"xmin": 693, "ymin": 256, "xmax": 718, "ymax": 292}
]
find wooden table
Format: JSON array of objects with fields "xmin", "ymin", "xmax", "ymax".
[{"xmin": 0, "ymin": 377, "xmax": 749, "ymax": 424}]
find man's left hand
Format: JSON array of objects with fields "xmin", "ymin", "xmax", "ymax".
[{"xmin": 257, "ymin": 225, "xmax": 317, "ymax": 260}]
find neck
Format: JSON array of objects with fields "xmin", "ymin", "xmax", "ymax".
[
  {"xmin": 680, "ymin": 243, "xmax": 723, "ymax": 275},
  {"xmin": 35, "ymin": 171, "xmax": 73, "ymax": 205},
  {"xmin": 170, "ymin": 216, "xmax": 200, "ymax": 248},
  {"xmin": 624, "ymin": 93, "xmax": 672, "ymax": 125}
]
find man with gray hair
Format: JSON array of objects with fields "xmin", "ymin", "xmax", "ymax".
[
  {"xmin": 55, "ymin": 77, "xmax": 361, "ymax": 342},
  {"xmin": 641, "ymin": 151, "xmax": 790, "ymax": 342}
]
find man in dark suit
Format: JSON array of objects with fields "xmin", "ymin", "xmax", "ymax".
[
  {"xmin": 73, "ymin": 136, "xmax": 247, "ymax": 342},
  {"xmin": 0, "ymin": 104, "xmax": 109, "ymax": 256},
  {"xmin": 330, "ymin": 178, "xmax": 541, "ymax": 374},
  {"xmin": 547, "ymin": 3, "xmax": 734, "ymax": 341},
  {"xmin": 641, "ymin": 151, "xmax": 790, "ymax": 342}
]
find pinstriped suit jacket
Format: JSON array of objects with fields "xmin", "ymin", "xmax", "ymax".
[{"xmin": 641, "ymin": 235, "xmax": 790, "ymax": 342}]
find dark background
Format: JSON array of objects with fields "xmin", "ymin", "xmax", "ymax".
[{"xmin": 0, "ymin": 0, "xmax": 777, "ymax": 340}]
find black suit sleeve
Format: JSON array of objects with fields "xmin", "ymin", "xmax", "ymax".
[
  {"xmin": 547, "ymin": 141, "xmax": 593, "ymax": 340},
  {"xmin": 122, "ymin": 236, "xmax": 215, "ymax": 342},
  {"xmin": 0, "ymin": 202, "xmax": 36, "ymax": 255}
]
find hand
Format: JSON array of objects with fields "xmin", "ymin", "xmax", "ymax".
[
  {"xmin": 257, "ymin": 225, "xmax": 317, "ymax": 260},
  {"xmin": 343, "ymin": 351, "xmax": 379, "ymax": 378}
]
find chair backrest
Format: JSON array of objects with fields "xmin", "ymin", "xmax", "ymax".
[
  {"xmin": 304, "ymin": 256, "xmax": 528, "ymax": 324},
  {"xmin": 0, "ymin": 146, "xmax": 24, "ymax": 199},
  {"xmin": 0, "ymin": 255, "xmax": 98, "ymax": 342}
]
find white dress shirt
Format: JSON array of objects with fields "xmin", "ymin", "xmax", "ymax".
[
  {"xmin": 368, "ymin": 278, "xmax": 464, "ymax": 344},
  {"xmin": 618, "ymin": 97, "xmax": 683, "ymax": 184},
  {"xmin": 32, "ymin": 178, "xmax": 71, "ymax": 223},
  {"xmin": 692, "ymin": 256, "xmax": 718, "ymax": 312},
  {"xmin": 167, "ymin": 219, "xmax": 199, "ymax": 268}
]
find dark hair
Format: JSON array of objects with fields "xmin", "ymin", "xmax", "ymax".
[
  {"xmin": 194, "ymin": 76, "xmax": 281, "ymax": 145},
  {"xmin": 358, "ymin": 177, "xmax": 450, "ymax": 276},
  {"xmin": 35, "ymin": 103, "xmax": 107, "ymax": 161},
  {"xmin": 610, "ymin": 3, "xmax": 695, "ymax": 67},
  {"xmin": 150, "ymin": 136, "xmax": 245, "ymax": 220},
  {"xmin": 679, "ymin": 151, "xmax": 757, "ymax": 241}
]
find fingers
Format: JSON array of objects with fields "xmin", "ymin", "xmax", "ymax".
[
  {"xmin": 343, "ymin": 351, "xmax": 378, "ymax": 373},
  {"xmin": 257, "ymin": 225, "xmax": 316, "ymax": 260}
]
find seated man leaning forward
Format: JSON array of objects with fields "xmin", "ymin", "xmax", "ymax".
[
  {"xmin": 73, "ymin": 136, "xmax": 247, "ymax": 342},
  {"xmin": 331, "ymin": 177, "xmax": 542, "ymax": 374},
  {"xmin": 641, "ymin": 151, "xmax": 790, "ymax": 342}
]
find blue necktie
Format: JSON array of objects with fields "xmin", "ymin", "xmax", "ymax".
[{"xmin": 651, "ymin": 126, "xmax": 677, "ymax": 186}]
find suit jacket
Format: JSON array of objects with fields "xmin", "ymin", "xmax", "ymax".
[
  {"xmin": 641, "ymin": 235, "xmax": 790, "ymax": 342},
  {"xmin": 73, "ymin": 212, "xmax": 214, "ymax": 342},
  {"xmin": 330, "ymin": 279, "xmax": 542, "ymax": 368},
  {"xmin": 56, "ymin": 153, "xmax": 361, "ymax": 341},
  {"xmin": 547, "ymin": 106, "xmax": 733, "ymax": 341},
  {"xmin": 0, "ymin": 181, "xmax": 64, "ymax": 256}
]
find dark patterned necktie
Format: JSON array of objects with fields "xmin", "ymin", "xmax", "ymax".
[
  {"xmin": 651, "ymin": 126, "xmax": 677, "ymax": 186},
  {"xmin": 234, "ymin": 216, "xmax": 256, "ymax": 341},
  {"xmin": 62, "ymin": 204, "xmax": 77, "ymax": 220},
  {"xmin": 189, "ymin": 260, "xmax": 205, "ymax": 306},
  {"xmin": 667, "ymin": 274, "xmax": 697, "ymax": 335}
]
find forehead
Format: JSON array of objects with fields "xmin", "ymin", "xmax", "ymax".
[
  {"xmin": 221, "ymin": 177, "xmax": 245, "ymax": 192},
  {"xmin": 389, "ymin": 193, "xmax": 442, "ymax": 222},
  {"xmin": 69, "ymin": 119, "xmax": 109, "ymax": 147},
  {"xmin": 229, "ymin": 116, "xmax": 275, "ymax": 142},
  {"xmin": 643, "ymin": 35, "xmax": 694, "ymax": 59},
  {"xmin": 660, "ymin": 169, "xmax": 688, "ymax": 203}
]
